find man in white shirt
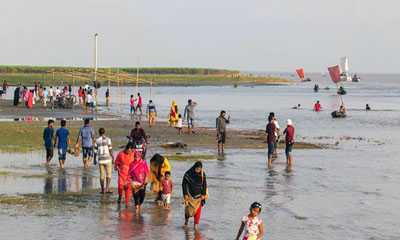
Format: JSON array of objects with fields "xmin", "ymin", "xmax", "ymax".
[
  {"xmin": 48, "ymin": 86, "xmax": 54, "ymax": 109},
  {"xmin": 94, "ymin": 128, "xmax": 114, "ymax": 194}
]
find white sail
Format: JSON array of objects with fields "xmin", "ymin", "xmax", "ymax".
[{"xmin": 340, "ymin": 57, "xmax": 349, "ymax": 73}]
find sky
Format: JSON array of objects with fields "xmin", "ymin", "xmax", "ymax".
[{"xmin": 0, "ymin": 0, "xmax": 400, "ymax": 73}]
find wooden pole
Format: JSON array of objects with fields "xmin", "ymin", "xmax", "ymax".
[
  {"xmin": 94, "ymin": 33, "xmax": 98, "ymax": 112},
  {"xmin": 72, "ymin": 70, "xmax": 75, "ymax": 111},
  {"xmin": 61, "ymin": 72, "xmax": 63, "ymax": 86},
  {"xmin": 150, "ymin": 80, "xmax": 152, "ymax": 100},
  {"xmin": 117, "ymin": 69, "xmax": 119, "ymax": 113},
  {"xmin": 52, "ymin": 68, "xmax": 54, "ymax": 86},
  {"xmin": 136, "ymin": 56, "xmax": 139, "ymax": 96},
  {"xmin": 108, "ymin": 67, "xmax": 111, "ymax": 110},
  {"xmin": 121, "ymin": 72, "xmax": 124, "ymax": 112}
]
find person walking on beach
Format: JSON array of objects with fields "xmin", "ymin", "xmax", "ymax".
[
  {"xmin": 130, "ymin": 95, "xmax": 136, "ymax": 115},
  {"xmin": 266, "ymin": 116, "xmax": 278, "ymax": 168},
  {"xmin": 114, "ymin": 142, "xmax": 134, "ymax": 207},
  {"xmin": 105, "ymin": 88, "xmax": 110, "ymax": 109},
  {"xmin": 27, "ymin": 90, "xmax": 34, "ymax": 109},
  {"xmin": 42, "ymin": 87, "xmax": 48, "ymax": 108},
  {"xmin": 78, "ymin": 87, "xmax": 83, "ymax": 105},
  {"xmin": 86, "ymin": 90, "xmax": 95, "ymax": 113},
  {"xmin": 55, "ymin": 120, "xmax": 72, "ymax": 169},
  {"xmin": 313, "ymin": 100, "xmax": 322, "ymax": 112},
  {"xmin": 48, "ymin": 86, "xmax": 54, "ymax": 109},
  {"xmin": 184, "ymin": 99, "xmax": 197, "ymax": 134},
  {"xmin": 182, "ymin": 161, "xmax": 208, "ymax": 230},
  {"xmin": 13, "ymin": 86, "xmax": 20, "ymax": 106},
  {"xmin": 283, "ymin": 119, "xmax": 295, "ymax": 165},
  {"xmin": 168, "ymin": 101, "xmax": 178, "ymax": 127},
  {"xmin": 2, "ymin": 80, "xmax": 8, "ymax": 93},
  {"xmin": 94, "ymin": 128, "xmax": 115, "ymax": 194},
  {"xmin": 135, "ymin": 92, "xmax": 143, "ymax": 115},
  {"xmin": 43, "ymin": 119, "xmax": 56, "ymax": 166},
  {"xmin": 216, "ymin": 110, "xmax": 230, "ymax": 152},
  {"xmin": 235, "ymin": 202, "xmax": 264, "ymax": 240},
  {"xmin": 176, "ymin": 114, "xmax": 183, "ymax": 134},
  {"xmin": 149, "ymin": 154, "xmax": 171, "ymax": 203},
  {"xmin": 160, "ymin": 171, "xmax": 173, "ymax": 208},
  {"xmin": 34, "ymin": 82, "xmax": 38, "ymax": 95},
  {"xmin": 146, "ymin": 100, "xmax": 157, "ymax": 127},
  {"xmin": 75, "ymin": 119, "xmax": 96, "ymax": 168},
  {"xmin": 127, "ymin": 151, "xmax": 149, "ymax": 212}
]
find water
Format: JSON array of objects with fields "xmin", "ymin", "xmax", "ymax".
[{"xmin": 0, "ymin": 75, "xmax": 399, "ymax": 239}]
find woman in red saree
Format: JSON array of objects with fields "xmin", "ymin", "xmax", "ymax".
[{"xmin": 27, "ymin": 90, "xmax": 34, "ymax": 109}]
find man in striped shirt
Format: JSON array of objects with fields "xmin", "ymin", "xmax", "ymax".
[{"xmin": 94, "ymin": 128, "xmax": 115, "ymax": 194}]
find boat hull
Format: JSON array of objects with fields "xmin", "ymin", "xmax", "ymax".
[{"xmin": 331, "ymin": 111, "xmax": 346, "ymax": 118}]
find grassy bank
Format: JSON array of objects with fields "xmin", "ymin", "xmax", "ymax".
[{"xmin": 0, "ymin": 65, "xmax": 290, "ymax": 86}]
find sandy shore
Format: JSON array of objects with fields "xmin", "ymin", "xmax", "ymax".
[{"xmin": 0, "ymin": 99, "xmax": 326, "ymax": 152}]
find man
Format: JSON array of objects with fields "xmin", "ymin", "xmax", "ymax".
[
  {"xmin": 48, "ymin": 86, "xmax": 54, "ymax": 109},
  {"xmin": 283, "ymin": 119, "xmax": 295, "ymax": 165},
  {"xmin": 55, "ymin": 120, "xmax": 72, "ymax": 169},
  {"xmin": 135, "ymin": 92, "xmax": 143, "ymax": 115},
  {"xmin": 43, "ymin": 119, "xmax": 56, "ymax": 166},
  {"xmin": 313, "ymin": 100, "xmax": 322, "ymax": 112},
  {"xmin": 76, "ymin": 119, "xmax": 96, "ymax": 168},
  {"xmin": 84, "ymin": 82, "xmax": 89, "ymax": 91},
  {"xmin": 55, "ymin": 87, "xmax": 61, "ymax": 97},
  {"xmin": 269, "ymin": 112, "xmax": 280, "ymax": 158},
  {"xmin": 130, "ymin": 121, "xmax": 148, "ymax": 144},
  {"xmin": 146, "ymin": 100, "xmax": 157, "ymax": 127},
  {"xmin": 266, "ymin": 116, "xmax": 278, "ymax": 168},
  {"xmin": 2, "ymin": 80, "xmax": 8, "ymax": 93},
  {"xmin": 42, "ymin": 87, "xmax": 48, "ymax": 108},
  {"xmin": 105, "ymin": 88, "xmax": 110, "ymax": 109},
  {"xmin": 94, "ymin": 128, "xmax": 115, "ymax": 194},
  {"xmin": 216, "ymin": 110, "xmax": 230, "ymax": 152},
  {"xmin": 184, "ymin": 99, "xmax": 198, "ymax": 134},
  {"xmin": 78, "ymin": 87, "xmax": 83, "ymax": 105},
  {"xmin": 86, "ymin": 91, "xmax": 95, "ymax": 113}
]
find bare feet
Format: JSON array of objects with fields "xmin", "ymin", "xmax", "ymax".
[{"xmin": 194, "ymin": 224, "xmax": 198, "ymax": 230}]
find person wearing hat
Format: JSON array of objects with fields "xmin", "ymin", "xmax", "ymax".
[{"xmin": 283, "ymin": 119, "xmax": 295, "ymax": 165}]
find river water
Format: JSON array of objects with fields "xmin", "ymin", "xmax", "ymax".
[{"xmin": 0, "ymin": 74, "xmax": 399, "ymax": 239}]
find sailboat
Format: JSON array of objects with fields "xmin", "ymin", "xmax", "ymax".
[
  {"xmin": 340, "ymin": 57, "xmax": 351, "ymax": 82},
  {"xmin": 328, "ymin": 65, "xmax": 347, "ymax": 118},
  {"xmin": 296, "ymin": 69, "xmax": 311, "ymax": 82}
]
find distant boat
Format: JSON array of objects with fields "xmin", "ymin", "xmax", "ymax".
[
  {"xmin": 321, "ymin": 71, "xmax": 325, "ymax": 76},
  {"xmin": 340, "ymin": 57, "xmax": 351, "ymax": 82}
]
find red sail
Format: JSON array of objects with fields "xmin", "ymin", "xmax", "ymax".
[
  {"xmin": 328, "ymin": 65, "xmax": 341, "ymax": 83},
  {"xmin": 296, "ymin": 69, "xmax": 305, "ymax": 79}
]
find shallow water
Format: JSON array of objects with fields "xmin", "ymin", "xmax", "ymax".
[{"xmin": 0, "ymin": 75, "xmax": 399, "ymax": 239}]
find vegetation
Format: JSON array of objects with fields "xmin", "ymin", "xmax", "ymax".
[
  {"xmin": 166, "ymin": 154, "xmax": 217, "ymax": 162},
  {"xmin": 0, "ymin": 65, "xmax": 290, "ymax": 86}
]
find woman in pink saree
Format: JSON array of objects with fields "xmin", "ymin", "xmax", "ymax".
[
  {"xmin": 128, "ymin": 151, "xmax": 149, "ymax": 212},
  {"xmin": 24, "ymin": 87, "xmax": 29, "ymax": 107}
]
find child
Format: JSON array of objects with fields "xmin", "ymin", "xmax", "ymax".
[
  {"xmin": 159, "ymin": 171, "xmax": 173, "ymax": 208},
  {"xmin": 130, "ymin": 95, "xmax": 136, "ymax": 115},
  {"xmin": 235, "ymin": 202, "xmax": 264, "ymax": 240},
  {"xmin": 175, "ymin": 114, "xmax": 183, "ymax": 134}
]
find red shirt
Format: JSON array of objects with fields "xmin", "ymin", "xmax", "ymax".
[
  {"xmin": 314, "ymin": 103, "xmax": 321, "ymax": 111},
  {"xmin": 160, "ymin": 179, "xmax": 173, "ymax": 194},
  {"xmin": 78, "ymin": 89, "xmax": 82, "ymax": 97},
  {"xmin": 284, "ymin": 126, "xmax": 294, "ymax": 142}
]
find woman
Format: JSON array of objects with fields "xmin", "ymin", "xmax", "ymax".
[
  {"xmin": 114, "ymin": 143, "xmax": 134, "ymax": 207},
  {"xmin": 149, "ymin": 154, "xmax": 171, "ymax": 202},
  {"xmin": 24, "ymin": 87, "xmax": 29, "ymax": 107},
  {"xmin": 168, "ymin": 100, "xmax": 178, "ymax": 127},
  {"xmin": 128, "ymin": 151, "xmax": 149, "ymax": 212},
  {"xmin": 182, "ymin": 161, "xmax": 207, "ymax": 230},
  {"xmin": 27, "ymin": 90, "xmax": 34, "ymax": 109},
  {"xmin": 13, "ymin": 86, "xmax": 20, "ymax": 106}
]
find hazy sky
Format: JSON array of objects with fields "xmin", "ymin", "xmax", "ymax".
[{"xmin": 1, "ymin": 0, "xmax": 399, "ymax": 73}]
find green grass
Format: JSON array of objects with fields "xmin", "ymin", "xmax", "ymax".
[{"xmin": 166, "ymin": 154, "xmax": 217, "ymax": 162}]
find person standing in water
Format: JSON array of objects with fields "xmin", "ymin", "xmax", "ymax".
[
  {"xmin": 366, "ymin": 104, "xmax": 371, "ymax": 111},
  {"xmin": 75, "ymin": 119, "xmax": 96, "ymax": 168},
  {"xmin": 313, "ymin": 100, "xmax": 322, "ymax": 112},
  {"xmin": 266, "ymin": 116, "xmax": 277, "ymax": 168},
  {"xmin": 160, "ymin": 171, "xmax": 173, "ymax": 208},
  {"xmin": 127, "ymin": 151, "xmax": 149, "ymax": 212},
  {"xmin": 130, "ymin": 95, "xmax": 136, "ymax": 115},
  {"xmin": 184, "ymin": 99, "xmax": 198, "ymax": 134},
  {"xmin": 216, "ymin": 110, "xmax": 230, "ymax": 152},
  {"xmin": 269, "ymin": 112, "xmax": 280, "ymax": 158},
  {"xmin": 283, "ymin": 119, "xmax": 295, "ymax": 165},
  {"xmin": 135, "ymin": 92, "xmax": 143, "ymax": 115},
  {"xmin": 235, "ymin": 202, "xmax": 264, "ymax": 240},
  {"xmin": 114, "ymin": 143, "xmax": 134, "ymax": 207},
  {"xmin": 54, "ymin": 120, "xmax": 72, "ymax": 169},
  {"xmin": 43, "ymin": 119, "xmax": 56, "ymax": 166},
  {"xmin": 105, "ymin": 89, "xmax": 110, "ymax": 109},
  {"xmin": 182, "ymin": 161, "xmax": 207, "ymax": 230},
  {"xmin": 94, "ymin": 128, "xmax": 115, "ymax": 194}
]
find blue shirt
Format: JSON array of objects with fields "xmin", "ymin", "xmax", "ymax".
[
  {"xmin": 42, "ymin": 90, "xmax": 48, "ymax": 98},
  {"xmin": 43, "ymin": 127, "xmax": 54, "ymax": 148},
  {"xmin": 56, "ymin": 128, "xmax": 69, "ymax": 149},
  {"xmin": 79, "ymin": 126, "xmax": 95, "ymax": 147}
]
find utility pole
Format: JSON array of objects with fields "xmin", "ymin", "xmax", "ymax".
[{"xmin": 94, "ymin": 33, "xmax": 98, "ymax": 112}]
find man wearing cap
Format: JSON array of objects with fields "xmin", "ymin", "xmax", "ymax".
[{"xmin": 283, "ymin": 119, "xmax": 295, "ymax": 165}]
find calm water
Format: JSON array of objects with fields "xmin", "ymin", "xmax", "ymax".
[{"xmin": 0, "ymin": 75, "xmax": 399, "ymax": 239}]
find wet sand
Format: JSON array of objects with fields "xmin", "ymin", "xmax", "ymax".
[{"xmin": 0, "ymin": 99, "xmax": 326, "ymax": 152}]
